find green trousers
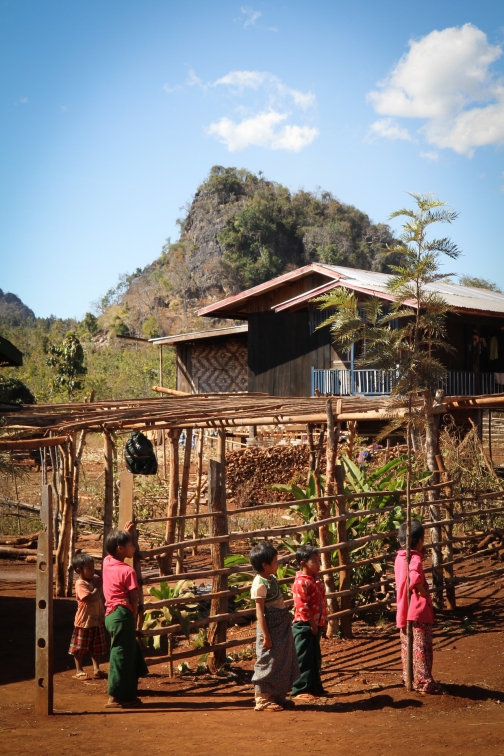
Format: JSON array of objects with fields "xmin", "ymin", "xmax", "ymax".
[
  {"xmin": 105, "ymin": 606, "xmax": 148, "ymax": 701},
  {"xmin": 291, "ymin": 622, "xmax": 325, "ymax": 697}
]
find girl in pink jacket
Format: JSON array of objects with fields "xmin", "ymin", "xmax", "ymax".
[{"xmin": 394, "ymin": 520, "xmax": 442, "ymax": 694}]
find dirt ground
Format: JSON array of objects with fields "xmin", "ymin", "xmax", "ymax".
[{"xmin": 2, "ymin": 560, "xmax": 504, "ymax": 756}]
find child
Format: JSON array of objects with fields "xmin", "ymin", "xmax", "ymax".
[
  {"xmin": 250, "ymin": 541, "xmax": 300, "ymax": 712},
  {"xmin": 102, "ymin": 523, "xmax": 148, "ymax": 708},
  {"xmin": 291, "ymin": 544, "xmax": 327, "ymax": 701},
  {"xmin": 394, "ymin": 520, "xmax": 441, "ymax": 694},
  {"xmin": 69, "ymin": 552, "xmax": 106, "ymax": 680}
]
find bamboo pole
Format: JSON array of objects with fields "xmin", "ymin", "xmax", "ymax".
[
  {"xmin": 102, "ymin": 431, "xmax": 114, "ymax": 559},
  {"xmin": 145, "ymin": 635, "xmax": 256, "ymax": 667},
  {"xmin": 335, "ymin": 461, "xmax": 352, "ymax": 637},
  {"xmin": 192, "ymin": 430, "xmax": 204, "ymax": 554},
  {"xmin": 436, "ymin": 453, "xmax": 456, "ymax": 610},
  {"xmin": 176, "ymin": 428, "xmax": 192, "ymax": 574},
  {"xmin": 65, "ymin": 433, "xmax": 80, "ymax": 596},
  {"xmin": 206, "ymin": 458, "xmax": 228, "ymax": 673},
  {"xmin": 424, "ymin": 391, "xmax": 443, "ymax": 609},
  {"xmin": 158, "ymin": 429, "xmax": 180, "ymax": 575}
]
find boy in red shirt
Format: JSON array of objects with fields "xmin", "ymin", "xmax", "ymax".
[
  {"xmin": 291, "ymin": 544, "xmax": 327, "ymax": 702},
  {"xmin": 69, "ymin": 552, "xmax": 106, "ymax": 680},
  {"xmin": 394, "ymin": 520, "xmax": 441, "ymax": 694},
  {"xmin": 102, "ymin": 523, "xmax": 148, "ymax": 708}
]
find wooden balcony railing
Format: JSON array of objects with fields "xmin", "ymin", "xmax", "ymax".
[{"xmin": 311, "ymin": 368, "xmax": 504, "ymax": 397}]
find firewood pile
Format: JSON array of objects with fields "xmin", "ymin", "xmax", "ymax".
[
  {"xmin": 0, "ymin": 533, "xmax": 39, "ymax": 561},
  {"xmin": 226, "ymin": 444, "xmax": 325, "ymax": 507}
]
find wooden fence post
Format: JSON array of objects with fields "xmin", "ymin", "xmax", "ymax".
[
  {"xmin": 103, "ymin": 430, "xmax": 114, "ymax": 559},
  {"xmin": 55, "ymin": 443, "xmax": 71, "ymax": 597},
  {"xmin": 436, "ymin": 453, "xmax": 457, "ymax": 610},
  {"xmin": 159, "ymin": 429, "xmax": 180, "ymax": 575},
  {"xmin": 425, "ymin": 391, "xmax": 443, "ymax": 608},
  {"xmin": 192, "ymin": 430, "xmax": 204, "ymax": 552},
  {"xmin": 321, "ymin": 400, "xmax": 341, "ymax": 638},
  {"xmin": 335, "ymin": 463, "xmax": 353, "ymax": 638},
  {"xmin": 118, "ymin": 470, "xmax": 144, "ymax": 628},
  {"xmin": 36, "ymin": 484, "xmax": 53, "ymax": 716},
  {"xmin": 176, "ymin": 428, "xmax": 193, "ymax": 574},
  {"xmin": 207, "ymin": 458, "xmax": 228, "ymax": 673}
]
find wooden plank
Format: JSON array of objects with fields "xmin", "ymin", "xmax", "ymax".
[
  {"xmin": 0, "ymin": 436, "xmax": 68, "ymax": 451},
  {"xmin": 35, "ymin": 485, "xmax": 53, "ymax": 716}
]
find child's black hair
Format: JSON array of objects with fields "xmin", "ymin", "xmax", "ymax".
[
  {"xmin": 105, "ymin": 528, "xmax": 133, "ymax": 556},
  {"xmin": 72, "ymin": 551, "xmax": 94, "ymax": 572},
  {"xmin": 249, "ymin": 542, "xmax": 278, "ymax": 573},
  {"xmin": 398, "ymin": 520, "xmax": 425, "ymax": 549},
  {"xmin": 295, "ymin": 543, "xmax": 319, "ymax": 568}
]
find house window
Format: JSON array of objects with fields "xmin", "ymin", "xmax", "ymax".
[{"xmin": 309, "ymin": 307, "xmax": 335, "ymax": 335}]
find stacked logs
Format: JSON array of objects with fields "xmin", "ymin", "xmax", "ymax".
[{"xmin": 226, "ymin": 444, "xmax": 326, "ymax": 506}]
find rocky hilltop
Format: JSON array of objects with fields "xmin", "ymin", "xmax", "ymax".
[{"xmin": 102, "ymin": 166, "xmax": 400, "ymax": 339}]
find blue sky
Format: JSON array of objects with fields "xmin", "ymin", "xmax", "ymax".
[{"xmin": 1, "ymin": 0, "xmax": 503, "ymax": 319}]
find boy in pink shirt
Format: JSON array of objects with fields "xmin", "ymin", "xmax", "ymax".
[
  {"xmin": 102, "ymin": 523, "xmax": 148, "ymax": 708},
  {"xmin": 394, "ymin": 520, "xmax": 441, "ymax": 694}
]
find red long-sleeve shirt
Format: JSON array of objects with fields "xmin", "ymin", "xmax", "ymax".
[{"xmin": 292, "ymin": 572, "xmax": 327, "ymax": 626}]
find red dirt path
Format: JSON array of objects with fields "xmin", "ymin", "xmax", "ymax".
[{"xmin": 2, "ymin": 561, "xmax": 504, "ymax": 756}]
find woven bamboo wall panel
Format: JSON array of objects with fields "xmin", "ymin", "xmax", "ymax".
[{"xmin": 192, "ymin": 338, "xmax": 248, "ymax": 393}]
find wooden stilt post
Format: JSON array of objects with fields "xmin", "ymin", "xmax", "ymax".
[
  {"xmin": 192, "ymin": 430, "xmax": 204, "ymax": 553},
  {"xmin": 217, "ymin": 429, "xmax": 229, "ymax": 558},
  {"xmin": 159, "ymin": 429, "xmax": 180, "ymax": 575},
  {"xmin": 207, "ymin": 458, "xmax": 228, "ymax": 673},
  {"xmin": 36, "ymin": 484, "xmax": 53, "ymax": 715},
  {"xmin": 176, "ymin": 428, "xmax": 193, "ymax": 574},
  {"xmin": 103, "ymin": 430, "xmax": 114, "ymax": 558},
  {"xmin": 321, "ymin": 400, "xmax": 340, "ymax": 638}
]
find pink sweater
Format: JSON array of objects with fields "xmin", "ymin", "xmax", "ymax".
[{"xmin": 394, "ymin": 549, "xmax": 434, "ymax": 628}]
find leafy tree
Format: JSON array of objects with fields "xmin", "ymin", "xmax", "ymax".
[
  {"xmin": 44, "ymin": 331, "xmax": 87, "ymax": 397},
  {"xmin": 80, "ymin": 312, "xmax": 99, "ymax": 337},
  {"xmin": 0, "ymin": 375, "xmax": 35, "ymax": 405},
  {"xmin": 459, "ymin": 275, "xmax": 502, "ymax": 293}
]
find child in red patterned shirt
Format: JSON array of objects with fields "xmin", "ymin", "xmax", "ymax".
[{"xmin": 291, "ymin": 545, "xmax": 327, "ymax": 702}]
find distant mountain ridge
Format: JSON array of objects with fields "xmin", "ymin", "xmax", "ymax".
[{"xmin": 0, "ymin": 289, "xmax": 35, "ymax": 323}]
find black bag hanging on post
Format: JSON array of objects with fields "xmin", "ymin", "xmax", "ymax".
[{"xmin": 124, "ymin": 431, "xmax": 158, "ymax": 475}]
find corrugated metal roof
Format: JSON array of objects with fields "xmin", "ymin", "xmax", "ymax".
[
  {"xmin": 197, "ymin": 262, "xmax": 504, "ymax": 319},
  {"xmin": 316, "ymin": 264, "xmax": 504, "ymax": 314},
  {"xmin": 150, "ymin": 324, "xmax": 248, "ymax": 346}
]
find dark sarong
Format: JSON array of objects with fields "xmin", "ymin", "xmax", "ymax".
[
  {"xmin": 105, "ymin": 606, "xmax": 148, "ymax": 701},
  {"xmin": 291, "ymin": 621, "xmax": 325, "ymax": 697},
  {"xmin": 251, "ymin": 606, "xmax": 300, "ymax": 698}
]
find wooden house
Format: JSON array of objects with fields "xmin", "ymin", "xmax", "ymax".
[
  {"xmin": 194, "ymin": 263, "xmax": 504, "ymax": 397},
  {"xmin": 150, "ymin": 324, "xmax": 248, "ymax": 394}
]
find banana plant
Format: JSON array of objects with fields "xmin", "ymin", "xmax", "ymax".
[
  {"xmin": 142, "ymin": 579, "xmax": 200, "ymax": 649},
  {"xmin": 341, "ymin": 454, "xmax": 431, "ymax": 536}
]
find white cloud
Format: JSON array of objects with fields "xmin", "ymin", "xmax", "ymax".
[
  {"xmin": 367, "ymin": 118, "xmax": 412, "ymax": 142},
  {"xmin": 214, "ymin": 70, "xmax": 316, "ymax": 109},
  {"xmin": 240, "ymin": 6, "xmax": 261, "ymax": 28},
  {"xmin": 367, "ymin": 23, "xmax": 504, "ymax": 156},
  {"xmin": 207, "ymin": 110, "xmax": 318, "ymax": 152},
  {"xmin": 163, "ymin": 83, "xmax": 183, "ymax": 93},
  {"xmin": 186, "ymin": 69, "xmax": 208, "ymax": 93},
  {"xmin": 420, "ymin": 151, "xmax": 440, "ymax": 162}
]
